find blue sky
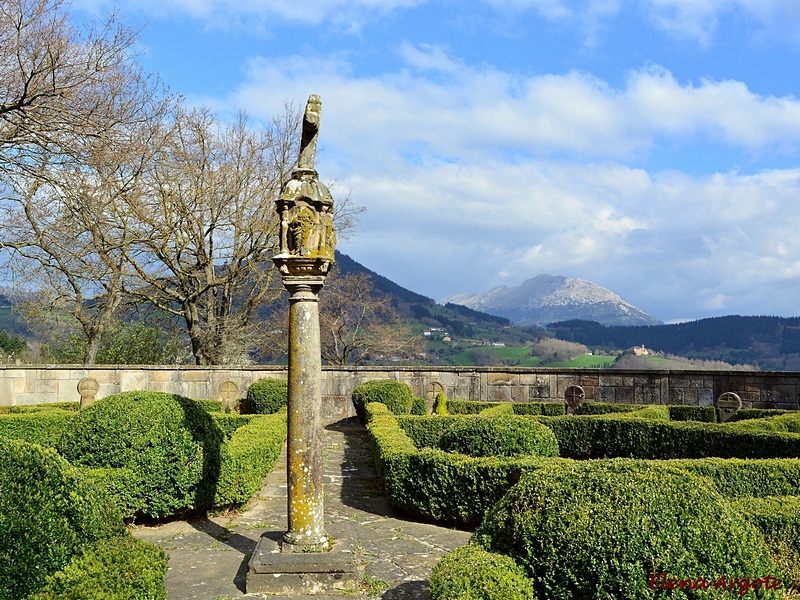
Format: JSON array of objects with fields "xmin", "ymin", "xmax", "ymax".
[{"xmin": 72, "ymin": 0, "xmax": 800, "ymax": 323}]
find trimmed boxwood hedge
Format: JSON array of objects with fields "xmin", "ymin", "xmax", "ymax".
[
  {"xmin": 577, "ymin": 401, "xmax": 643, "ymax": 415},
  {"xmin": 27, "ymin": 535, "xmax": 168, "ymax": 600},
  {"xmin": 446, "ymin": 400, "xmax": 497, "ymax": 414},
  {"xmin": 669, "ymin": 457, "xmax": 800, "ymax": 499},
  {"xmin": 668, "ymin": 405, "xmax": 718, "ymax": 422},
  {"xmin": 384, "ymin": 413, "xmax": 800, "ymax": 525},
  {"xmin": 538, "ymin": 414, "xmax": 800, "ymax": 459},
  {"xmin": 725, "ymin": 411, "xmax": 800, "ymax": 433},
  {"xmin": 243, "ymin": 378, "xmax": 288, "ymax": 414},
  {"xmin": 367, "ymin": 404, "xmax": 562, "ymax": 525},
  {"xmin": 213, "ymin": 413, "xmax": 259, "ymax": 437},
  {"xmin": 430, "ymin": 544, "xmax": 535, "ymax": 600},
  {"xmin": 475, "ymin": 460, "xmax": 784, "ymax": 599},
  {"xmin": 733, "ymin": 495, "xmax": 800, "ymax": 581},
  {"xmin": 736, "ymin": 408, "xmax": 793, "ymax": 421},
  {"xmin": 0, "ymin": 402, "xmax": 79, "ymax": 414},
  {"xmin": 213, "ymin": 411, "xmax": 287, "ymax": 508},
  {"xmin": 439, "ymin": 415, "xmax": 559, "ymax": 458},
  {"xmin": 0, "ymin": 411, "xmax": 76, "ymax": 447},
  {"xmin": 0, "ymin": 438, "xmax": 126, "ymax": 600},
  {"xmin": 59, "ymin": 391, "xmax": 224, "ymax": 519},
  {"xmin": 411, "ymin": 396, "xmax": 428, "ymax": 415},
  {"xmin": 352, "ymin": 380, "xmax": 414, "ymax": 424},
  {"xmin": 512, "ymin": 402, "xmax": 566, "ymax": 416}
]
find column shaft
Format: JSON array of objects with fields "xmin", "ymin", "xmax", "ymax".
[{"xmin": 283, "ymin": 282, "xmax": 327, "ymax": 550}]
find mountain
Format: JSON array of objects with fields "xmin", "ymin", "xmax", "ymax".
[
  {"xmin": 333, "ymin": 251, "xmax": 435, "ymax": 307},
  {"xmin": 447, "ymin": 274, "xmax": 663, "ymax": 327}
]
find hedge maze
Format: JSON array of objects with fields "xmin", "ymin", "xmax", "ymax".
[
  {"xmin": 357, "ymin": 380, "xmax": 800, "ymax": 599},
  {"xmin": 0, "ymin": 383, "xmax": 287, "ymax": 600}
]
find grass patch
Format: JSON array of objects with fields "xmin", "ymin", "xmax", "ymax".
[{"xmin": 543, "ymin": 355, "xmax": 616, "ymax": 368}]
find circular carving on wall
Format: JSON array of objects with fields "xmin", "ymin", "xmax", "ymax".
[
  {"xmin": 565, "ymin": 385, "xmax": 585, "ymax": 415},
  {"xmin": 426, "ymin": 381, "xmax": 444, "ymax": 401}
]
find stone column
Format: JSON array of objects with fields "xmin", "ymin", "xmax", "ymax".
[
  {"xmin": 282, "ymin": 275, "xmax": 328, "ymax": 551},
  {"xmin": 270, "ymin": 94, "xmax": 336, "ymax": 553}
]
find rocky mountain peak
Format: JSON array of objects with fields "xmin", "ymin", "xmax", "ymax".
[{"xmin": 447, "ymin": 274, "xmax": 662, "ymax": 327}]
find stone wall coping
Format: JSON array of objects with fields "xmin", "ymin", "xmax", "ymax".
[{"xmin": 2, "ymin": 364, "xmax": 797, "ymax": 379}]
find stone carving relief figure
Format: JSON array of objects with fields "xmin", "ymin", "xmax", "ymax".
[
  {"xmin": 274, "ymin": 94, "xmax": 336, "ymax": 264},
  {"xmin": 287, "ymin": 203, "xmax": 318, "ymax": 256}
]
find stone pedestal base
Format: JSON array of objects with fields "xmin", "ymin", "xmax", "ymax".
[{"xmin": 246, "ymin": 533, "xmax": 362, "ymax": 595}]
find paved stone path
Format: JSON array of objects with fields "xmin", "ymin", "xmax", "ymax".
[{"xmin": 132, "ymin": 417, "xmax": 471, "ymax": 599}]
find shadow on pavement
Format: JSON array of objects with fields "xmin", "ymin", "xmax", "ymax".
[
  {"xmin": 381, "ymin": 580, "xmax": 431, "ymax": 599},
  {"xmin": 325, "ymin": 417, "xmax": 394, "ymax": 517},
  {"xmin": 186, "ymin": 516, "xmax": 259, "ymax": 593}
]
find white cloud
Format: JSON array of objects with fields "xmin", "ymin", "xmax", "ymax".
[
  {"xmin": 74, "ymin": 0, "xmax": 426, "ymax": 31},
  {"xmin": 205, "ymin": 45, "xmax": 800, "ymax": 319},
  {"xmin": 230, "ymin": 46, "xmax": 800, "ymax": 167}
]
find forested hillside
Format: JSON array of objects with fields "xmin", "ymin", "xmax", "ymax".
[{"xmin": 548, "ymin": 316, "xmax": 800, "ymax": 370}]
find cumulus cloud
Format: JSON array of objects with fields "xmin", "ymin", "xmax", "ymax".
[
  {"xmin": 73, "ymin": 0, "xmax": 426, "ymax": 31},
  {"xmin": 201, "ymin": 43, "xmax": 800, "ymax": 319},
  {"xmin": 231, "ymin": 45, "xmax": 800, "ymax": 163}
]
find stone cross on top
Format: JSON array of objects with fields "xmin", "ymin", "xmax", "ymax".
[
  {"xmin": 273, "ymin": 94, "xmax": 336, "ymax": 269},
  {"xmin": 298, "ymin": 94, "xmax": 321, "ymax": 172}
]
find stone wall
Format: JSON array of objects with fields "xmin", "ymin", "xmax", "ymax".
[{"xmin": 2, "ymin": 365, "xmax": 798, "ymax": 423}]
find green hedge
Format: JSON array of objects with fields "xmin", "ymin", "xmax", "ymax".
[
  {"xmin": 736, "ymin": 408, "xmax": 793, "ymax": 421},
  {"xmin": 401, "ymin": 412, "xmax": 800, "ymax": 462},
  {"xmin": 244, "ymin": 378, "xmax": 288, "ymax": 414},
  {"xmin": 668, "ymin": 405, "xmax": 717, "ymax": 422},
  {"xmin": 725, "ymin": 411, "xmax": 800, "ymax": 433},
  {"xmin": 430, "ymin": 544, "xmax": 535, "ymax": 600},
  {"xmin": 411, "ymin": 396, "xmax": 428, "ymax": 415},
  {"xmin": 80, "ymin": 467, "xmax": 141, "ymax": 521},
  {"xmin": 439, "ymin": 415, "xmax": 559, "ymax": 458},
  {"xmin": 539, "ymin": 414, "xmax": 800, "ymax": 459},
  {"xmin": 396, "ymin": 414, "xmax": 459, "ymax": 449},
  {"xmin": 59, "ymin": 391, "xmax": 224, "ymax": 519},
  {"xmin": 733, "ymin": 496, "xmax": 800, "ymax": 580},
  {"xmin": 577, "ymin": 401, "xmax": 643, "ymax": 415},
  {"xmin": 475, "ymin": 460, "xmax": 783, "ymax": 599},
  {"xmin": 0, "ymin": 402, "xmax": 79, "ymax": 414},
  {"xmin": 367, "ymin": 404, "xmax": 560, "ymax": 525},
  {"xmin": 668, "ymin": 457, "xmax": 800, "ymax": 498},
  {"xmin": 194, "ymin": 398, "xmax": 223, "ymax": 412},
  {"xmin": 213, "ymin": 413, "xmax": 259, "ymax": 438},
  {"xmin": 0, "ymin": 411, "xmax": 75, "ymax": 447},
  {"xmin": 0, "ymin": 438, "xmax": 126, "ymax": 600},
  {"xmin": 446, "ymin": 400, "xmax": 498, "ymax": 414},
  {"xmin": 353, "ymin": 380, "xmax": 413, "ymax": 424},
  {"xmin": 27, "ymin": 535, "xmax": 168, "ymax": 600},
  {"xmin": 445, "ymin": 400, "xmax": 566, "ymax": 416},
  {"xmin": 214, "ymin": 411, "xmax": 287, "ymax": 508},
  {"xmin": 512, "ymin": 402, "xmax": 566, "ymax": 416}
]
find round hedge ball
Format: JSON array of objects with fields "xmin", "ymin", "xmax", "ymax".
[
  {"xmin": 430, "ymin": 544, "xmax": 535, "ymax": 600},
  {"xmin": 474, "ymin": 459, "xmax": 783, "ymax": 599},
  {"xmin": 351, "ymin": 380, "xmax": 414, "ymax": 423},
  {"xmin": 244, "ymin": 378, "xmax": 288, "ymax": 414},
  {"xmin": 0, "ymin": 438, "xmax": 125, "ymax": 600},
  {"xmin": 438, "ymin": 415, "xmax": 559, "ymax": 458},
  {"xmin": 60, "ymin": 391, "xmax": 223, "ymax": 519}
]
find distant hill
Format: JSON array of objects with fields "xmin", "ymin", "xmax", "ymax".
[
  {"xmin": 334, "ymin": 251, "xmax": 435, "ymax": 308},
  {"xmin": 447, "ymin": 274, "xmax": 662, "ymax": 327},
  {"xmin": 548, "ymin": 316, "xmax": 800, "ymax": 370}
]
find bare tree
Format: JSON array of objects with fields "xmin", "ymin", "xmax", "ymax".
[
  {"xmin": 317, "ymin": 272, "xmax": 423, "ymax": 366},
  {"xmin": 119, "ymin": 105, "xmax": 300, "ymax": 365},
  {"xmin": 0, "ymin": 0, "xmax": 159, "ymax": 166},
  {"xmin": 0, "ymin": 0, "xmax": 169, "ymax": 364},
  {"xmin": 531, "ymin": 337, "xmax": 590, "ymax": 363}
]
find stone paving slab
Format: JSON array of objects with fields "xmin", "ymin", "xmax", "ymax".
[{"xmin": 132, "ymin": 418, "xmax": 471, "ymax": 599}]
